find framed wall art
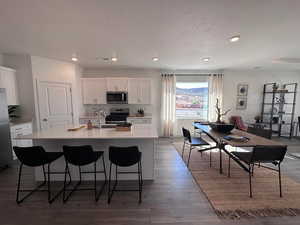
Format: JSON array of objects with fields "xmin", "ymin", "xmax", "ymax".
[
  {"xmin": 236, "ymin": 97, "xmax": 247, "ymax": 110},
  {"xmin": 237, "ymin": 83, "xmax": 248, "ymax": 96}
]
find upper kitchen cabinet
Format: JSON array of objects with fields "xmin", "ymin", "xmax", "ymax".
[
  {"xmin": 81, "ymin": 78, "xmax": 106, "ymax": 104},
  {"xmin": 0, "ymin": 66, "xmax": 19, "ymax": 105},
  {"xmin": 128, "ymin": 78, "xmax": 151, "ymax": 104},
  {"xmin": 106, "ymin": 78, "xmax": 128, "ymax": 92}
]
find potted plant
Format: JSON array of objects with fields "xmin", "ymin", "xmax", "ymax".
[{"xmin": 254, "ymin": 115, "xmax": 261, "ymax": 123}]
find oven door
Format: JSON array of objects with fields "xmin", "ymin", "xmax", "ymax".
[{"xmin": 106, "ymin": 92, "xmax": 128, "ymax": 104}]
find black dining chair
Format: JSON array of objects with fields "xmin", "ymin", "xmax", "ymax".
[
  {"xmin": 229, "ymin": 145, "xmax": 287, "ymax": 198},
  {"xmin": 247, "ymin": 126, "xmax": 272, "ymax": 139},
  {"xmin": 108, "ymin": 146, "xmax": 142, "ymax": 204},
  {"xmin": 13, "ymin": 146, "xmax": 69, "ymax": 204},
  {"xmin": 182, "ymin": 127, "xmax": 210, "ymax": 167},
  {"xmin": 62, "ymin": 145, "xmax": 107, "ymax": 202}
]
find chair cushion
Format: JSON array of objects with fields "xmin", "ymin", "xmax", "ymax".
[
  {"xmin": 190, "ymin": 137, "xmax": 209, "ymax": 146},
  {"xmin": 232, "ymin": 151, "xmax": 253, "ymax": 164}
]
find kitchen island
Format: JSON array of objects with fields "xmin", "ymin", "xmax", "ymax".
[{"xmin": 17, "ymin": 125, "xmax": 158, "ymax": 181}]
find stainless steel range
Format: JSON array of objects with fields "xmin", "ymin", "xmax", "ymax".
[{"xmin": 105, "ymin": 108, "xmax": 129, "ymax": 124}]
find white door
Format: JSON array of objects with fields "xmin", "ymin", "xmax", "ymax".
[
  {"xmin": 82, "ymin": 78, "xmax": 106, "ymax": 104},
  {"xmin": 37, "ymin": 81, "xmax": 73, "ymax": 130}
]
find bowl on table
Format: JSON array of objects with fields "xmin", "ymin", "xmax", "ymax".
[{"xmin": 209, "ymin": 123, "xmax": 234, "ymax": 133}]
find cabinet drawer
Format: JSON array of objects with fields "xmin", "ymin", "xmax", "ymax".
[{"xmin": 11, "ymin": 123, "xmax": 32, "ymax": 133}]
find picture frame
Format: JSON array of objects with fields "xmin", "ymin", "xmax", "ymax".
[
  {"xmin": 236, "ymin": 97, "xmax": 247, "ymax": 110},
  {"xmin": 237, "ymin": 83, "xmax": 248, "ymax": 96}
]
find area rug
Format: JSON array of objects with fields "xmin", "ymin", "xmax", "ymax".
[{"xmin": 173, "ymin": 140, "xmax": 300, "ymax": 219}]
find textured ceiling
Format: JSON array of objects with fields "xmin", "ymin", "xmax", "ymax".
[{"xmin": 1, "ymin": 0, "xmax": 300, "ymax": 70}]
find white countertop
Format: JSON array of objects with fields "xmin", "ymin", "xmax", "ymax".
[{"xmin": 16, "ymin": 125, "xmax": 158, "ymax": 140}]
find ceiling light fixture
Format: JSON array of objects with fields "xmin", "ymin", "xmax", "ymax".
[
  {"xmin": 230, "ymin": 35, "xmax": 240, "ymax": 42},
  {"xmin": 202, "ymin": 57, "xmax": 210, "ymax": 62},
  {"xmin": 71, "ymin": 57, "xmax": 78, "ymax": 62},
  {"xmin": 111, "ymin": 57, "xmax": 118, "ymax": 62},
  {"xmin": 152, "ymin": 57, "xmax": 159, "ymax": 62}
]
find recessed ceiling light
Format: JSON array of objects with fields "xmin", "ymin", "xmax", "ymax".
[
  {"xmin": 111, "ymin": 57, "xmax": 118, "ymax": 62},
  {"xmin": 230, "ymin": 35, "xmax": 240, "ymax": 42},
  {"xmin": 202, "ymin": 57, "xmax": 210, "ymax": 62},
  {"xmin": 71, "ymin": 57, "xmax": 78, "ymax": 62},
  {"xmin": 152, "ymin": 57, "xmax": 159, "ymax": 62}
]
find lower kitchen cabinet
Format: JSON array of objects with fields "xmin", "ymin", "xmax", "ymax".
[{"xmin": 10, "ymin": 122, "xmax": 33, "ymax": 160}]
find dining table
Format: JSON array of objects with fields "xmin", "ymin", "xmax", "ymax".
[{"xmin": 193, "ymin": 122, "xmax": 287, "ymax": 174}]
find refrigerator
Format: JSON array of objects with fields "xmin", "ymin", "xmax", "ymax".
[{"xmin": 0, "ymin": 88, "xmax": 13, "ymax": 168}]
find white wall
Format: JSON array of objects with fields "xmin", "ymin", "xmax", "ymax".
[
  {"xmin": 31, "ymin": 56, "xmax": 82, "ymax": 128},
  {"xmin": 3, "ymin": 54, "xmax": 36, "ymax": 126},
  {"xmin": 223, "ymin": 70, "xmax": 300, "ymax": 124},
  {"xmin": 82, "ymin": 68, "xmax": 162, "ymax": 133},
  {"xmin": 0, "ymin": 54, "xmax": 3, "ymax": 66}
]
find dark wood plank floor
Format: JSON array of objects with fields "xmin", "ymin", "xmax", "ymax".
[{"xmin": 1, "ymin": 138, "xmax": 300, "ymax": 225}]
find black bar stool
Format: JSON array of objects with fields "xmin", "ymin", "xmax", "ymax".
[
  {"xmin": 62, "ymin": 145, "xmax": 107, "ymax": 202},
  {"xmin": 13, "ymin": 146, "xmax": 69, "ymax": 204},
  {"xmin": 108, "ymin": 146, "xmax": 143, "ymax": 204}
]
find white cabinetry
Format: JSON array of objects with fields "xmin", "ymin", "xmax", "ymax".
[
  {"xmin": 128, "ymin": 78, "xmax": 151, "ymax": 104},
  {"xmin": 127, "ymin": 117, "xmax": 152, "ymax": 124},
  {"xmin": 82, "ymin": 78, "xmax": 106, "ymax": 104},
  {"xmin": 106, "ymin": 78, "xmax": 128, "ymax": 92},
  {"xmin": 10, "ymin": 122, "xmax": 33, "ymax": 160},
  {"xmin": 0, "ymin": 66, "xmax": 19, "ymax": 105}
]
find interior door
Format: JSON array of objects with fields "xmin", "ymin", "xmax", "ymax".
[{"xmin": 37, "ymin": 81, "xmax": 73, "ymax": 130}]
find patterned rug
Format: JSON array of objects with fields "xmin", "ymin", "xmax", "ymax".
[{"xmin": 173, "ymin": 140, "xmax": 300, "ymax": 219}]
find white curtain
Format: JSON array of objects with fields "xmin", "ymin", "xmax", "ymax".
[
  {"xmin": 208, "ymin": 74, "xmax": 224, "ymax": 122},
  {"xmin": 161, "ymin": 74, "xmax": 176, "ymax": 136}
]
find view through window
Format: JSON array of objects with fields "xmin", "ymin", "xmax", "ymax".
[{"xmin": 176, "ymin": 82, "xmax": 209, "ymax": 119}]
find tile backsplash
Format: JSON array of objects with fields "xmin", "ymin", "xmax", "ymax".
[{"xmin": 82, "ymin": 104, "xmax": 152, "ymax": 117}]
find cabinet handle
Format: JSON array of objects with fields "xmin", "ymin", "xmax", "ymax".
[{"xmin": 43, "ymin": 118, "xmax": 48, "ymax": 122}]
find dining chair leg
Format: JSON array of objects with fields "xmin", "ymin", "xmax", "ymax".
[
  {"xmin": 187, "ymin": 146, "xmax": 192, "ymax": 167},
  {"xmin": 209, "ymin": 150, "xmax": 212, "ymax": 168},
  {"xmin": 279, "ymin": 163, "xmax": 282, "ymax": 197},
  {"xmin": 249, "ymin": 164, "xmax": 253, "ymax": 198},
  {"xmin": 182, "ymin": 141, "xmax": 186, "ymax": 157},
  {"xmin": 228, "ymin": 156, "xmax": 231, "ymax": 178}
]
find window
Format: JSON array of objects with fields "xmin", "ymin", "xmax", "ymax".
[{"xmin": 176, "ymin": 82, "xmax": 209, "ymax": 119}]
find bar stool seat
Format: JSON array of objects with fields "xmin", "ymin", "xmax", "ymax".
[
  {"xmin": 13, "ymin": 146, "xmax": 69, "ymax": 204},
  {"xmin": 108, "ymin": 146, "xmax": 143, "ymax": 204},
  {"xmin": 62, "ymin": 145, "xmax": 107, "ymax": 203}
]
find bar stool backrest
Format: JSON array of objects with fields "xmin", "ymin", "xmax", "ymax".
[
  {"xmin": 109, "ymin": 146, "xmax": 141, "ymax": 167},
  {"xmin": 13, "ymin": 146, "xmax": 48, "ymax": 167},
  {"xmin": 251, "ymin": 145, "xmax": 287, "ymax": 163},
  {"xmin": 63, "ymin": 145, "xmax": 95, "ymax": 166},
  {"xmin": 182, "ymin": 127, "xmax": 191, "ymax": 143}
]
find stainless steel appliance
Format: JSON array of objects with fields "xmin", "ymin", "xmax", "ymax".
[
  {"xmin": 0, "ymin": 88, "xmax": 13, "ymax": 168},
  {"xmin": 105, "ymin": 108, "xmax": 129, "ymax": 124},
  {"xmin": 106, "ymin": 92, "xmax": 128, "ymax": 104}
]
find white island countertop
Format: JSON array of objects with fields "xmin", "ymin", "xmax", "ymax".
[{"xmin": 17, "ymin": 125, "xmax": 158, "ymax": 140}]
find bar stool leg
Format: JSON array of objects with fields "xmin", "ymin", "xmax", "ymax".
[{"xmin": 108, "ymin": 162, "xmax": 112, "ymax": 204}]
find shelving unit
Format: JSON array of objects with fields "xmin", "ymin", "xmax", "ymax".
[{"xmin": 261, "ymin": 82, "xmax": 297, "ymax": 138}]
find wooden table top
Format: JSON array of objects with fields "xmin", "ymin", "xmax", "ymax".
[{"xmin": 193, "ymin": 123, "xmax": 286, "ymax": 147}]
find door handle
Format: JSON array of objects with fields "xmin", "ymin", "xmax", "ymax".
[{"xmin": 43, "ymin": 118, "xmax": 48, "ymax": 122}]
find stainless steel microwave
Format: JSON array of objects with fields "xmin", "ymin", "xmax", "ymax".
[{"xmin": 106, "ymin": 92, "xmax": 128, "ymax": 104}]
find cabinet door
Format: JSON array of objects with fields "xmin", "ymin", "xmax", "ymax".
[
  {"xmin": 128, "ymin": 79, "xmax": 139, "ymax": 104},
  {"xmin": 107, "ymin": 78, "xmax": 128, "ymax": 92},
  {"xmin": 139, "ymin": 79, "xmax": 151, "ymax": 104},
  {"xmin": 82, "ymin": 78, "xmax": 106, "ymax": 104},
  {"xmin": 0, "ymin": 68, "xmax": 19, "ymax": 105}
]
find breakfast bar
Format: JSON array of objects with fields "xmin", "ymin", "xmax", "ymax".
[{"xmin": 17, "ymin": 125, "xmax": 158, "ymax": 181}]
